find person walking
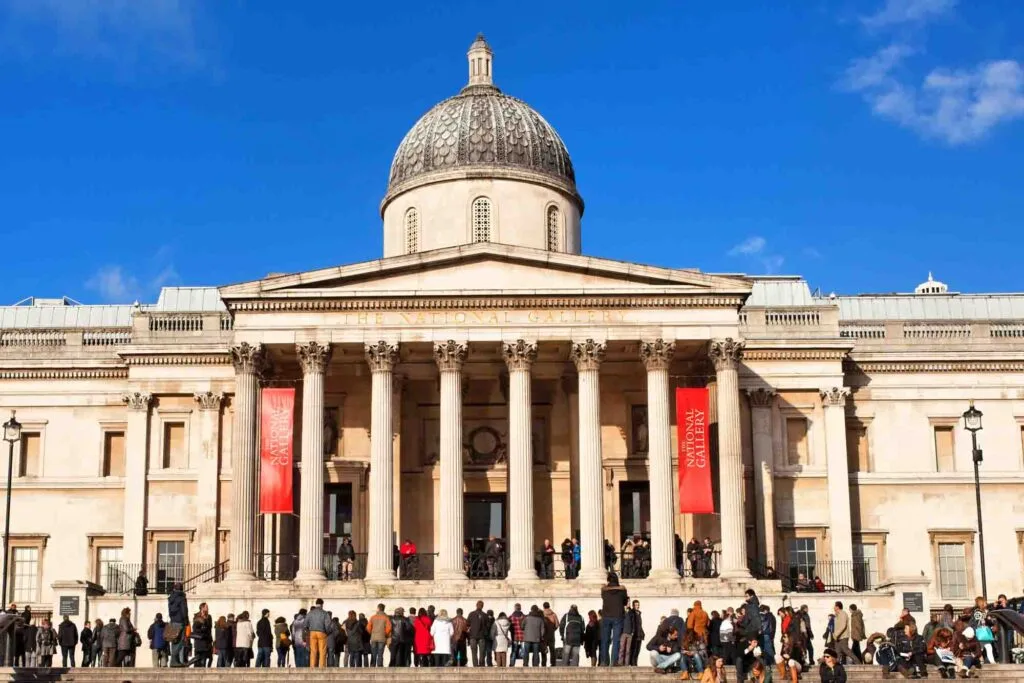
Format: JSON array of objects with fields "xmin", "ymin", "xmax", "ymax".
[
  {"xmin": 367, "ymin": 603, "xmax": 392, "ymax": 667},
  {"xmin": 36, "ymin": 618, "xmax": 57, "ymax": 667},
  {"xmin": 430, "ymin": 609, "xmax": 454, "ymax": 667},
  {"xmin": 147, "ymin": 612, "xmax": 168, "ymax": 667},
  {"xmin": 599, "ymin": 572, "xmax": 628, "ymax": 666},
  {"xmin": 559, "ymin": 604, "xmax": 585, "ymax": 667},
  {"xmin": 255, "ymin": 609, "xmax": 272, "ymax": 668},
  {"xmin": 491, "ymin": 612, "xmax": 512, "ymax": 667},
  {"xmin": 80, "ymin": 620, "xmax": 95, "ymax": 668},
  {"xmin": 306, "ymin": 599, "xmax": 329, "ymax": 668},
  {"xmin": 167, "ymin": 582, "xmax": 189, "ymax": 667},
  {"xmin": 100, "ymin": 618, "xmax": 119, "ymax": 667},
  {"xmin": 412, "ymin": 608, "xmax": 433, "ymax": 667},
  {"xmin": 831, "ymin": 601, "xmax": 854, "ymax": 665},
  {"xmin": 467, "ymin": 600, "xmax": 488, "ymax": 667},
  {"xmin": 58, "ymin": 614, "xmax": 78, "ymax": 667},
  {"xmin": 273, "ymin": 617, "xmax": 291, "ymax": 668},
  {"xmin": 849, "ymin": 604, "xmax": 865, "ymax": 664}
]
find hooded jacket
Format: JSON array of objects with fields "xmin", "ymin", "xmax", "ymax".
[
  {"xmin": 559, "ymin": 608, "xmax": 585, "ymax": 647},
  {"xmin": 522, "ymin": 609, "xmax": 545, "ymax": 643},
  {"xmin": 687, "ymin": 602, "xmax": 709, "ymax": 639},
  {"xmin": 167, "ymin": 589, "xmax": 189, "ymax": 625}
]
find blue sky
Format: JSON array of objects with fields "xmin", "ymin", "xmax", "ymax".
[{"xmin": 1, "ymin": 0, "xmax": 1022, "ymax": 304}]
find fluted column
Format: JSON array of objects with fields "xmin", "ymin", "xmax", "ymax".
[
  {"xmin": 571, "ymin": 338, "xmax": 607, "ymax": 583},
  {"xmin": 226, "ymin": 342, "xmax": 266, "ymax": 581},
  {"xmin": 504, "ymin": 339, "xmax": 538, "ymax": 582},
  {"xmin": 821, "ymin": 386, "xmax": 854, "ymax": 582},
  {"xmin": 121, "ymin": 391, "xmax": 152, "ymax": 566},
  {"xmin": 435, "ymin": 340, "xmax": 469, "ymax": 581},
  {"xmin": 709, "ymin": 338, "xmax": 749, "ymax": 579},
  {"xmin": 194, "ymin": 391, "xmax": 225, "ymax": 564},
  {"xmin": 295, "ymin": 342, "xmax": 332, "ymax": 583},
  {"xmin": 365, "ymin": 341, "xmax": 399, "ymax": 582},
  {"xmin": 641, "ymin": 339, "xmax": 678, "ymax": 580},
  {"xmin": 746, "ymin": 388, "xmax": 776, "ymax": 568}
]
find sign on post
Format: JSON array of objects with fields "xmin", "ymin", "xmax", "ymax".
[
  {"xmin": 903, "ymin": 592, "xmax": 924, "ymax": 613},
  {"xmin": 59, "ymin": 596, "xmax": 80, "ymax": 616}
]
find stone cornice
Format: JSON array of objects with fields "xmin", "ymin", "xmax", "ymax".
[
  {"xmin": 0, "ymin": 367, "xmax": 129, "ymax": 380},
  {"xmin": 123, "ymin": 354, "xmax": 231, "ymax": 366},
  {"xmin": 744, "ymin": 349, "xmax": 847, "ymax": 362},
  {"xmin": 227, "ymin": 294, "xmax": 747, "ymax": 312},
  {"xmin": 847, "ymin": 359, "xmax": 1024, "ymax": 374}
]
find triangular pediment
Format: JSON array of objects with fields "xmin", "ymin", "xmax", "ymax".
[{"xmin": 219, "ymin": 243, "xmax": 751, "ymax": 300}]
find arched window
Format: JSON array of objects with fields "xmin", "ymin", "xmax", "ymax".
[
  {"xmin": 472, "ymin": 197, "xmax": 491, "ymax": 242},
  {"xmin": 546, "ymin": 205, "xmax": 560, "ymax": 251},
  {"xmin": 404, "ymin": 208, "xmax": 419, "ymax": 254}
]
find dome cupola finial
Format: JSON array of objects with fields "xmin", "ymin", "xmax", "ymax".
[{"xmin": 467, "ymin": 33, "xmax": 494, "ymax": 88}]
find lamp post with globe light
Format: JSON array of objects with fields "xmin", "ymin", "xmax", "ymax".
[
  {"xmin": 1, "ymin": 411, "xmax": 22, "ymax": 607},
  {"xmin": 962, "ymin": 402, "xmax": 986, "ymax": 599}
]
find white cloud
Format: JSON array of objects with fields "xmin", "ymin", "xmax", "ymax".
[
  {"xmin": 1, "ymin": 0, "xmax": 205, "ymax": 69},
  {"xmin": 860, "ymin": 0, "xmax": 957, "ymax": 29},
  {"xmin": 86, "ymin": 265, "xmax": 140, "ymax": 303},
  {"xmin": 728, "ymin": 236, "xmax": 766, "ymax": 256}
]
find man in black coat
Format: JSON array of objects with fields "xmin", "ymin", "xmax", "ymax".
[
  {"xmin": 167, "ymin": 583, "xmax": 189, "ymax": 666},
  {"xmin": 466, "ymin": 601, "xmax": 488, "ymax": 667},
  {"xmin": 58, "ymin": 615, "xmax": 78, "ymax": 667},
  {"xmin": 255, "ymin": 609, "xmax": 273, "ymax": 668}
]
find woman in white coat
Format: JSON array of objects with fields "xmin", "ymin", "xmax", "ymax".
[{"xmin": 430, "ymin": 609, "xmax": 454, "ymax": 667}]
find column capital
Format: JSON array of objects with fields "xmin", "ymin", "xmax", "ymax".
[
  {"xmin": 746, "ymin": 387, "xmax": 776, "ymax": 408},
  {"xmin": 122, "ymin": 391, "xmax": 153, "ymax": 411},
  {"xmin": 230, "ymin": 342, "xmax": 268, "ymax": 376},
  {"xmin": 434, "ymin": 339, "xmax": 468, "ymax": 372},
  {"xmin": 639, "ymin": 338, "xmax": 675, "ymax": 371},
  {"xmin": 571, "ymin": 338, "xmax": 606, "ymax": 372},
  {"xmin": 365, "ymin": 341, "xmax": 399, "ymax": 373},
  {"xmin": 297, "ymin": 341, "xmax": 333, "ymax": 375},
  {"xmin": 193, "ymin": 391, "xmax": 225, "ymax": 412},
  {"xmin": 502, "ymin": 339, "xmax": 537, "ymax": 371},
  {"xmin": 709, "ymin": 337, "xmax": 745, "ymax": 372},
  {"xmin": 820, "ymin": 386, "xmax": 851, "ymax": 407}
]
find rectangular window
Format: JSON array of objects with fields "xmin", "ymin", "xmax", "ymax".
[
  {"xmin": 162, "ymin": 422, "xmax": 186, "ymax": 469},
  {"xmin": 156, "ymin": 540, "xmax": 185, "ymax": 593},
  {"xmin": 96, "ymin": 546, "xmax": 123, "ymax": 591},
  {"xmin": 786, "ymin": 537, "xmax": 817, "ymax": 584},
  {"xmin": 18, "ymin": 432, "xmax": 41, "ymax": 477},
  {"xmin": 11, "ymin": 547, "xmax": 39, "ymax": 603},
  {"xmin": 103, "ymin": 431, "xmax": 125, "ymax": 477},
  {"xmin": 853, "ymin": 542, "xmax": 879, "ymax": 590},
  {"xmin": 934, "ymin": 426, "xmax": 955, "ymax": 472},
  {"xmin": 786, "ymin": 418, "xmax": 809, "ymax": 466},
  {"xmin": 937, "ymin": 542, "xmax": 968, "ymax": 599},
  {"xmin": 847, "ymin": 423, "xmax": 869, "ymax": 472}
]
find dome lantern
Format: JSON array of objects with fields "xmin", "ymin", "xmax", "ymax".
[{"xmin": 467, "ymin": 33, "xmax": 494, "ymax": 89}]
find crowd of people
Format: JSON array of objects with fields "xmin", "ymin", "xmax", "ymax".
[{"xmin": 2, "ymin": 579, "xmax": 1020, "ymax": 679}]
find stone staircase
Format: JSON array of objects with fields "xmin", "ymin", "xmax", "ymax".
[{"xmin": 3, "ymin": 666, "xmax": 1024, "ymax": 681}]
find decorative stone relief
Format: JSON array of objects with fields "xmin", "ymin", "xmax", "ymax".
[
  {"xmin": 229, "ymin": 342, "xmax": 268, "ymax": 376},
  {"xmin": 502, "ymin": 339, "xmax": 537, "ymax": 371},
  {"xmin": 122, "ymin": 391, "xmax": 152, "ymax": 411},
  {"xmin": 570, "ymin": 338, "xmax": 606, "ymax": 372},
  {"xmin": 297, "ymin": 341, "xmax": 333, "ymax": 375},
  {"xmin": 820, "ymin": 386, "xmax": 851, "ymax": 406},
  {"xmin": 193, "ymin": 391, "xmax": 224, "ymax": 412},
  {"xmin": 639, "ymin": 338, "xmax": 675, "ymax": 371},
  {"xmin": 365, "ymin": 341, "xmax": 399, "ymax": 373},
  {"xmin": 434, "ymin": 340, "xmax": 468, "ymax": 372},
  {"xmin": 708, "ymin": 337, "xmax": 745, "ymax": 371}
]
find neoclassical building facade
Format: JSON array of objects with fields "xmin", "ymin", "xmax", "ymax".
[{"xmin": 1, "ymin": 37, "xmax": 1022, "ymax": 631}]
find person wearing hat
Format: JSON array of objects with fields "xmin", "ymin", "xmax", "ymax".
[{"xmin": 819, "ymin": 647, "xmax": 847, "ymax": 682}]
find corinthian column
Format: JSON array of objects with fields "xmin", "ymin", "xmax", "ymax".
[
  {"xmin": 571, "ymin": 338, "xmax": 606, "ymax": 583},
  {"xmin": 821, "ymin": 386, "xmax": 854, "ymax": 582},
  {"xmin": 640, "ymin": 338, "xmax": 678, "ymax": 581},
  {"xmin": 503, "ymin": 339, "xmax": 538, "ymax": 582},
  {"xmin": 121, "ymin": 391, "xmax": 152, "ymax": 566},
  {"xmin": 295, "ymin": 342, "xmax": 332, "ymax": 583},
  {"xmin": 226, "ymin": 342, "xmax": 266, "ymax": 581},
  {"xmin": 435, "ymin": 340, "xmax": 469, "ymax": 582},
  {"xmin": 365, "ymin": 341, "xmax": 399, "ymax": 582},
  {"xmin": 746, "ymin": 388, "xmax": 776, "ymax": 568},
  {"xmin": 709, "ymin": 338, "xmax": 749, "ymax": 579},
  {"xmin": 194, "ymin": 391, "xmax": 224, "ymax": 565}
]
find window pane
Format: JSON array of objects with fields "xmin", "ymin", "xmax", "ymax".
[
  {"xmin": 938, "ymin": 542, "xmax": 967, "ymax": 599},
  {"xmin": 472, "ymin": 198, "xmax": 491, "ymax": 242},
  {"xmin": 97, "ymin": 546, "xmax": 123, "ymax": 591},
  {"xmin": 156, "ymin": 540, "xmax": 185, "ymax": 592},
  {"xmin": 935, "ymin": 427, "xmax": 955, "ymax": 472},
  {"xmin": 786, "ymin": 418, "xmax": 809, "ymax": 466},
  {"xmin": 11, "ymin": 547, "xmax": 39, "ymax": 603},
  {"xmin": 104, "ymin": 432, "xmax": 125, "ymax": 477},
  {"xmin": 19, "ymin": 433, "xmax": 40, "ymax": 477},
  {"xmin": 853, "ymin": 542, "xmax": 879, "ymax": 590},
  {"xmin": 162, "ymin": 422, "xmax": 186, "ymax": 469},
  {"xmin": 786, "ymin": 537, "xmax": 817, "ymax": 583}
]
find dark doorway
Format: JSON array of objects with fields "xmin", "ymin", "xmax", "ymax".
[
  {"xmin": 464, "ymin": 493, "xmax": 507, "ymax": 549},
  {"xmin": 619, "ymin": 481, "xmax": 651, "ymax": 543}
]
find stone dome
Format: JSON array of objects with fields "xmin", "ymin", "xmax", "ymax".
[{"xmin": 382, "ymin": 35, "xmax": 581, "ymax": 213}]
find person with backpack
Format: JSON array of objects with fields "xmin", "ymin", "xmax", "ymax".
[
  {"xmin": 147, "ymin": 612, "xmax": 168, "ymax": 667},
  {"xmin": 559, "ymin": 605, "xmax": 585, "ymax": 666},
  {"xmin": 273, "ymin": 617, "xmax": 291, "ymax": 668}
]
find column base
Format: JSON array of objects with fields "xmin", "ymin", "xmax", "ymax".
[
  {"xmin": 364, "ymin": 569, "xmax": 396, "ymax": 583},
  {"xmin": 719, "ymin": 568, "xmax": 752, "ymax": 580},
  {"xmin": 578, "ymin": 567, "xmax": 607, "ymax": 585},
  {"xmin": 293, "ymin": 570, "xmax": 327, "ymax": 585},
  {"xmin": 224, "ymin": 570, "xmax": 257, "ymax": 583},
  {"xmin": 435, "ymin": 569, "xmax": 469, "ymax": 584},
  {"xmin": 648, "ymin": 567, "xmax": 683, "ymax": 584},
  {"xmin": 506, "ymin": 568, "xmax": 539, "ymax": 583}
]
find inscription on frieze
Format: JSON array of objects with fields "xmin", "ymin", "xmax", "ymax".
[{"xmin": 330, "ymin": 309, "xmax": 630, "ymax": 326}]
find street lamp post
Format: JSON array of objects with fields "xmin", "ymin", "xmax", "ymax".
[
  {"xmin": 962, "ymin": 402, "xmax": 986, "ymax": 599},
  {"xmin": 1, "ymin": 411, "xmax": 22, "ymax": 608}
]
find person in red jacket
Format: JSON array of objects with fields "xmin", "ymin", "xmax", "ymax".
[
  {"xmin": 412, "ymin": 608, "xmax": 434, "ymax": 667},
  {"xmin": 399, "ymin": 539, "xmax": 418, "ymax": 579}
]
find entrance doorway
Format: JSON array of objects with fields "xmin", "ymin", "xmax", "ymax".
[
  {"xmin": 619, "ymin": 481, "xmax": 651, "ymax": 543},
  {"xmin": 464, "ymin": 493, "xmax": 507, "ymax": 579},
  {"xmin": 322, "ymin": 484, "xmax": 354, "ymax": 578}
]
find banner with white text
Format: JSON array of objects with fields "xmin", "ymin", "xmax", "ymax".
[
  {"xmin": 676, "ymin": 387, "xmax": 713, "ymax": 514},
  {"xmin": 259, "ymin": 387, "xmax": 295, "ymax": 514}
]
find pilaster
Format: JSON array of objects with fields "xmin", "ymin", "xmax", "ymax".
[
  {"xmin": 821, "ymin": 386, "xmax": 854, "ymax": 574},
  {"xmin": 746, "ymin": 388, "xmax": 776, "ymax": 568},
  {"xmin": 193, "ymin": 391, "xmax": 224, "ymax": 565},
  {"xmin": 121, "ymin": 391, "xmax": 152, "ymax": 566}
]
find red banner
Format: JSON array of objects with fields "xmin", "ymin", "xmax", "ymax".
[
  {"xmin": 260, "ymin": 387, "xmax": 295, "ymax": 514},
  {"xmin": 676, "ymin": 387, "xmax": 713, "ymax": 514}
]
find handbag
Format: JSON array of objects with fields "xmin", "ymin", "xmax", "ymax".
[
  {"xmin": 975, "ymin": 625, "xmax": 995, "ymax": 643},
  {"xmin": 164, "ymin": 623, "xmax": 183, "ymax": 643}
]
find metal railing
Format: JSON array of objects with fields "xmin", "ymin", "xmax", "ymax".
[
  {"xmin": 748, "ymin": 558, "xmax": 876, "ymax": 592},
  {"xmin": 466, "ymin": 551, "xmax": 507, "ymax": 580},
  {"xmin": 256, "ymin": 553, "xmax": 298, "ymax": 581},
  {"xmin": 679, "ymin": 549, "xmax": 721, "ymax": 579},
  {"xmin": 397, "ymin": 553, "xmax": 437, "ymax": 581},
  {"xmin": 323, "ymin": 552, "xmax": 367, "ymax": 581},
  {"xmin": 106, "ymin": 561, "xmax": 228, "ymax": 596}
]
